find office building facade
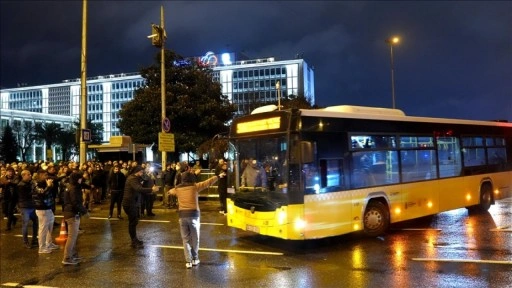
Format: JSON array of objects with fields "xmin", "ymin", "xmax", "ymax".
[{"xmin": 1, "ymin": 53, "xmax": 314, "ymax": 161}]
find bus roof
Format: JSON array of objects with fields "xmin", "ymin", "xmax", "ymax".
[{"xmin": 299, "ymin": 105, "xmax": 512, "ymax": 128}]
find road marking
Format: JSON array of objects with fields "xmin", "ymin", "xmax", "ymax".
[
  {"xmin": 401, "ymin": 228, "xmax": 442, "ymax": 231},
  {"xmin": 412, "ymin": 258, "xmax": 512, "ymax": 265},
  {"xmin": 139, "ymin": 219, "xmax": 170, "ymax": 223},
  {"xmin": 1, "ymin": 283, "xmax": 58, "ymax": 288},
  {"xmin": 152, "ymin": 245, "xmax": 283, "ymax": 255},
  {"xmin": 490, "ymin": 226, "xmax": 512, "ymax": 232}
]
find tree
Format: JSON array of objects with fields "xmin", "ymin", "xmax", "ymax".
[
  {"xmin": 35, "ymin": 122, "xmax": 62, "ymax": 161},
  {"xmin": 280, "ymin": 94, "xmax": 318, "ymax": 110},
  {"xmin": 118, "ymin": 50, "xmax": 236, "ymax": 156},
  {"xmin": 0, "ymin": 124, "xmax": 19, "ymax": 163},
  {"xmin": 74, "ymin": 119, "xmax": 104, "ymax": 145},
  {"xmin": 12, "ymin": 121, "xmax": 37, "ymax": 162},
  {"xmin": 56, "ymin": 128, "xmax": 77, "ymax": 161}
]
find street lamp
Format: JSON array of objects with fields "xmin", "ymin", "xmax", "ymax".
[
  {"xmin": 276, "ymin": 81, "xmax": 281, "ymax": 111},
  {"xmin": 385, "ymin": 36, "xmax": 400, "ymax": 109}
]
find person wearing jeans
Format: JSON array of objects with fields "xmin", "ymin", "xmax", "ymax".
[
  {"xmin": 33, "ymin": 169, "xmax": 58, "ymax": 254},
  {"xmin": 61, "ymin": 171, "xmax": 90, "ymax": 265},
  {"xmin": 169, "ymin": 166, "xmax": 224, "ymax": 268},
  {"xmin": 17, "ymin": 170, "xmax": 39, "ymax": 248}
]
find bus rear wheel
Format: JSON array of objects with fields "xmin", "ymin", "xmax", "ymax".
[
  {"xmin": 363, "ymin": 201, "xmax": 390, "ymax": 237},
  {"xmin": 468, "ymin": 183, "xmax": 493, "ymax": 213},
  {"xmin": 478, "ymin": 183, "xmax": 493, "ymax": 211}
]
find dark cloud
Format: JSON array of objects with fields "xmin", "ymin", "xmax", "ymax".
[{"xmin": 1, "ymin": 1, "xmax": 511, "ymax": 121}]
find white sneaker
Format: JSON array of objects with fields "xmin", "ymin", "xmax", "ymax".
[
  {"xmin": 38, "ymin": 249, "xmax": 52, "ymax": 254},
  {"xmin": 185, "ymin": 262, "xmax": 192, "ymax": 269},
  {"xmin": 47, "ymin": 243, "xmax": 60, "ymax": 250},
  {"xmin": 62, "ymin": 259, "xmax": 79, "ymax": 265},
  {"xmin": 192, "ymin": 259, "xmax": 200, "ymax": 266}
]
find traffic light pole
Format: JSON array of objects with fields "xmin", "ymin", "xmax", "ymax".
[
  {"xmin": 80, "ymin": 0, "xmax": 88, "ymax": 166},
  {"xmin": 160, "ymin": 6, "xmax": 167, "ymax": 170}
]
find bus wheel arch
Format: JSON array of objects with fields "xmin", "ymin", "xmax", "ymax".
[{"xmin": 363, "ymin": 199, "xmax": 390, "ymax": 237}]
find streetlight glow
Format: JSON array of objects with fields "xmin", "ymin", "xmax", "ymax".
[{"xmin": 385, "ymin": 36, "xmax": 400, "ymax": 109}]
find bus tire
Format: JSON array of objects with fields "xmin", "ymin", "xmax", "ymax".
[
  {"xmin": 478, "ymin": 183, "xmax": 493, "ymax": 212},
  {"xmin": 363, "ymin": 201, "xmax": 390, "ymax": 237}
]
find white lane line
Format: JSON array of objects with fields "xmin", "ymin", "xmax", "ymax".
[
  {"xmin": 139, "ymin": 219, "xmax": 171, "ymax": 223},
  {"xmin": 152, "ymin": 245, "xmax": 283, "ymax": 255},
  {"xmin": 89, "ymin": 217, "xmax": 224, "ymax": 226},
  {"xmin": 412, "ymin": 258, "xmax": 512, "ymax": 265},
  {"xmin": 401, "ymin": 228, "xmax": 442, "ymax": 231},
  {"xmin": 90, "ymin": 217, "xmax": 120, "ymax": 220},
  {"xmin": 1, "ymin": 284, "xmax": 58, "ymax": 288},
  {"xmin": 202, "ymin": 222, "xmax": 224, "ymax": 226},
  {"xmin": 489, "ymin": 226, "xmax": 512, "ymax": 232}
]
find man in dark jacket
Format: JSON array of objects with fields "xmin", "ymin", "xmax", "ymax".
[
  {"xmin": 122, "ymin": 166, "xmax": 159, "ymax": 248},
  {"xmin": 161, "ymin": 163, "xmax": 176, "ymax": 208},
  {"xmin": 17, "ymin": 169, "xmax": 38, "ymax": 248},
  {"xmin": 1, "ymin": 167, "xmax": 19, "ymax": 231},
  {"xmin": 33, "ymin": 169, "xmax": 59, "ymax": 254},
  {"xmin": 61, "ymin": 171, "xmax": 89, "ymax": 265},
  {"xmin": 91, "ymin": 164, "xmax": 105, "ymax": 204},
  {"xmin": 46, "ymin": 165, "xmax": 65, "ymax": 226},
  {"xmin": 108, "ymin": 165, "xmax": 126, "ymax": 219}
]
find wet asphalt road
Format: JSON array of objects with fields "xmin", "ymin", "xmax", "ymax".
[{"xmin": 1, "ymin": 197, "xmax": 511, "ymax": 288}]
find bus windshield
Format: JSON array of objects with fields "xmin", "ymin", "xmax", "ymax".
[{"xmin": 232, "ymin": 135, "xmax": 289, "ymax": 194}]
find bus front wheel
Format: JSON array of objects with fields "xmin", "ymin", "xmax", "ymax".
[{"xmin": 363, "ymin": 201, "xmax": 390, "ymax": 237}]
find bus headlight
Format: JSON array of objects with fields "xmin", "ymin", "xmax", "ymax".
[
  {"xmin": 294, "ymin": 218, "xmax": 306, "ymax": 231},
  {"xmin": 277, "ymin": 210, "xmax": 287, "ymax": 225},
  {"xmin": 227, "ymin": 202, "xmax": 234, "ymax": 215}
]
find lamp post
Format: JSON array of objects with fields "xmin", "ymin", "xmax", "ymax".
[
  {"xmin": 276, "ymin": 81, "xmax": 281, "ymax": 111},
  {"xmin": 79, "ymin": 0, "xmax": 88, "ymax": 166},
  {"xmin": 148, "ymin": 6, "xmax": 167, "ymax": 169},
  {"xmin": 385, "ymin": 36, "xmax": 400, "ymax": 109}
]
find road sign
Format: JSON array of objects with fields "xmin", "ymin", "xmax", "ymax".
[
  {"xmin": 162, "ymin": 118, "xmax": 171, "ymax": 133},
  {"xmin": 82, "ymin": 129, "xmax": 91, "ymax": 142},
  {"xmin": 158, "ymin": 132, "xmax": 175, "ymax": 152}
]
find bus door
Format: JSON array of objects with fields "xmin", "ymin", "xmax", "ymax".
[{"xmin": 399, "ymin": 148, "xmax": 440, "ymax": 220}]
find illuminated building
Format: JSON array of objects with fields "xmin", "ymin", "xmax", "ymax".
[{"xmin": 1, "ymin": 52, "xmax": 315, "ymax": 151}]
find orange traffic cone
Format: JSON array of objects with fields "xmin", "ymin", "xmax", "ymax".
[{"xmin": 55, "ymin": 221, "xmax": 68, "ymax": 244}]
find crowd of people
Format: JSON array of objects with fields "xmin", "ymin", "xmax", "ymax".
[{"xmin": 0, "ymin": 158, "xmax": 228, "ymax": 268}]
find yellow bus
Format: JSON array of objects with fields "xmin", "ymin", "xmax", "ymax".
[{"xmin": 225, "ymin": 105, "xmax": 512, "ymax": 240}]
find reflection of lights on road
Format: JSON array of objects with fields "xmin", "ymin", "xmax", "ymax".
[
  {"xmin": 352, "ymin": 245, "xmax": 363, "ymax": 268},
  {"xmin": 392, "ymin": 240, "xmax": 406, "ymax": 269},
  {"xmin": 465, "ymin": 218, "xmax": 475, "ymax": 235}
]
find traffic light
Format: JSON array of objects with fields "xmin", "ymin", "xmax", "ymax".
[{"xmin": 150, "ymin": 24, "xmax": 163, "ymax": 47}]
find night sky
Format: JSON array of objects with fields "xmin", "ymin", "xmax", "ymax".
[{"xmin": 1, "ymin": 1, "xmax": 511, "ymax": 121}]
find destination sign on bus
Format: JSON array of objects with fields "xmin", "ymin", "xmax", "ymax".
[{"xmin": 236, "ymin": 117, "xmax": 281, "ymax": 134}]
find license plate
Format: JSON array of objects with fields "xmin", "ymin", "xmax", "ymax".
[{"xmin": 246, "ymin": 225, "xmax": 260, "ymax": 233}]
